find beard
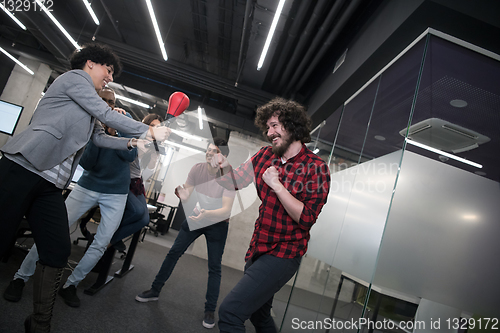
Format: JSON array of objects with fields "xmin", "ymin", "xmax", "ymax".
[{"xmin": 269, "ymin": 133, "xmax": 293, "ymax": 157}]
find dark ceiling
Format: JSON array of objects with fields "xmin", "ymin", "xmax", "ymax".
[
  {"xmin": 0, "ymin": 0, "xmax": 382, "ymax": 136},
  {"xmin": 0, "ymin": 0, "xmax": 499, "ymax": 178}
]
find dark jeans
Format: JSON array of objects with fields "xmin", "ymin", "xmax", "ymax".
[
  {"xmin": 110, "ymin": 191, "xmax": 149, "ymax": 244},
  {"xmin": 151, "ymin": 219, "xmax": 228, "ymax": 312},
  {"xmin": 218, "ymin": 254, "xmax": 301, "ymax": 333},
  {"xmin": 0, "ymin": 157, "xmax": 70, "ymax": 267}
]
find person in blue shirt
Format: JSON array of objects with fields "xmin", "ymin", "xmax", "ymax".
[
  {"xmin": 3, "ymin": 88, "xmax": 164, "ymax": 309},
  {"xmin": 109, "ymin": 113, "xmax": 164, "ymax": 250}
]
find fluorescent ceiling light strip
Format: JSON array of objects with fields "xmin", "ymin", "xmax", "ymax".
[
  {"xmin": 198, "ymin": 106, "xmax": 203, "ymax": 130},
  {"xmin": 406, "ymin": 139, "xmax": 482, "ymax": 169},
  {"xmin": 170, "ymin": 129, "xmax": 204, "ymax": 141},
  {"xmin": 257, "ymin": 0, "xmax": 286, "ymax": 70},
  {"xmin": 35, "ymin": 0, "xmax": 81, "ymax": 50},
  {"xmin": 82, "ymin": 0, "xmax": 100, "ymax": 25},
  {"xmin": 0, "ymin": 46, "xmax": 34, "ymax": 75},
  {"xmin": 145, "ymin": 0, "xmax": 168, "ymax": 61},
  {"xmin": 115, "ymin": 95, "xmax": 151, "ymax": 108},
  {"xmin": 0, "ymin": 3, "xmax": 26, "ymax": 30}
]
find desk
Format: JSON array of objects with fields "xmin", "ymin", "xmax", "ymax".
[
  {"xmin": 327, "ymin": 273, "xmax": 419, "ymax": 333},
  {"xmin": 149, "ymin": 203, "xmax": 177, "ymax": 235},
  {"xmin": 84, "ymin": 229, "xmax": 142, "ymax": 295}
]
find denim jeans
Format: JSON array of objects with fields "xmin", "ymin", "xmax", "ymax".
[
  {"xmin": 218, "ymin": 255, "xmax": 301, "ymax": 333},
  {"xmin": 110, "ymin": 191, "xmax": 149, "ymax": 245},
  {"xmin": 14, "ymin": 184, "xmax": 127, "ymax": 287},
  {"xmin": 151, "ymin": 219, "xmax": 228, "ymax": 312}
]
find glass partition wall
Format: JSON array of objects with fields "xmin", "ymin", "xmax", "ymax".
[{"xmin": 278, "ymin": 29, "xmax": 500, "ymax": 332}]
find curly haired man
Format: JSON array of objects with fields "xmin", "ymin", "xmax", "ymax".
[{"xmin": 211, "ymin": 97, "xmax": 331, "ymax": 332}]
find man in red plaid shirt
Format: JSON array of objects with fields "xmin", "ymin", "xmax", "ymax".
[{"xmin": 212, "ymin": 97, "xmax": 331, "ymax": 332}]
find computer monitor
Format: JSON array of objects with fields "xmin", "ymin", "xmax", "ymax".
[{"xmin": 0, "ymin": 100, "xmax": 24, "ymax": 136}]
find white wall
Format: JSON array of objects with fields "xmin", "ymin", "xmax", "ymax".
[
  {"xmin": 306, "ymin": 149, "xmax": 500, "ymax": 318},
  {"xmin": 374, "ymin": 151, "xmax": 500, "ymax": 317},
  {"xmin": 307, "ymin": 150, "xmax": 402, "ymax": 281}
]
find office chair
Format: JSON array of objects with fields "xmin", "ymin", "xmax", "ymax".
[{"xmin": 1, "ymin": 218, "xmax": 32, "ymax": 263}]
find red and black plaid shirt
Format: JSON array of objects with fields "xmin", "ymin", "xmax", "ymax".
[{"xmin": 218, "ymin": 144, "xmax": 330, "ymax": 261}]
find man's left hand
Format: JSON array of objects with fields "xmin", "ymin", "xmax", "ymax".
[
  {"xmin": 263, "ymin": 166, "xmax": 282, "ymax": 191},
  {"xmin": 114, "ymin": 107, "xmax": 127, "ymax": 115}
]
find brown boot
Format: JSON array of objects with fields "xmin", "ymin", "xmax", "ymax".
[{"xmin": 24, "ymin": 263, "xmax": 64, "ymax": 333}]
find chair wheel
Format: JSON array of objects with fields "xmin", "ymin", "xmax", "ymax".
[
  {"xmin": 73, "ymin": 240, "xmax": 78, "ymax": 245},
  {"xmin": 154, "ymin": 231, "xmax": 159, "ymax": 237}
]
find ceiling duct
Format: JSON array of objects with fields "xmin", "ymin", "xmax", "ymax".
[{"xmin": 399, "ymin": 118, "xmax": 490, "ymax": 153}]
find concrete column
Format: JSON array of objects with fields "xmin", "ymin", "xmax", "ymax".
[{"xmin": 0, "ymin": 56, "xmax": 52, "ymax": 148}]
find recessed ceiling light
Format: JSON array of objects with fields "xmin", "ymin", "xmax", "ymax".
[
  {"xmin": 450, "ymin": 99, "xmax": 467, "ymax": 108},
  {"xmin": 374, "ymin": 135, "xmax": 385, "ymax": 141}
]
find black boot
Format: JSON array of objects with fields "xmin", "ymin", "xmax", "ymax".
[{"xmin": 24, "ymin": 263, "xmax": 64, "ymax": 333}]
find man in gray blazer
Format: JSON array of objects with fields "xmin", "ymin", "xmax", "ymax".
[{"xmin": 0, "ymin": 43, "xmax": 170, "ymax": 332}]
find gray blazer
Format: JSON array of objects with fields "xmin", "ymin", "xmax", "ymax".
[{"xmin": 1, "ymin": 70, "xmax": 150, "ymax": 178}]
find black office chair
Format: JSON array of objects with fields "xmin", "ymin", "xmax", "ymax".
[
  {"xmin": 73, "ymin": 206, "xmax": 98, "ymax": 248},
  {"xmin": 144, "ymin": 191, "xmax": 165, "ymax": 237},
  {"xmin": 73, "ymin": 207, "xmax": 127, "ymax": 259}
]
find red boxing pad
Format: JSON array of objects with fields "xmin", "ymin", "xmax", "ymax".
[{"xmin": 166, "ymin": 92, "xmax": 190, "ymax": 120}]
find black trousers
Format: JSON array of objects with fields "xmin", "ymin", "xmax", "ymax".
[
  {"xmin": 0, "ymin": 157, "xmax": 70, "ymax": 268},
  {"xmin": 218, "ymin": 255, "xmax": 301, "ymax": 332}
]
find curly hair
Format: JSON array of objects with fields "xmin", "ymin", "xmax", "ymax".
[
  {"xmin": 255, "ymin": 97, "xmax": 312, "ymax": 143},
  {"xmin": 70, "ymin": 43, "xmax": 122, "ymax": 76}
]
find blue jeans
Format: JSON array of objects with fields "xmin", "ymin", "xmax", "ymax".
[
  {"xmin": 14, "ymin": 184, "xmax": 127, "ymax": 287},
  {"xmin": 218, "ymin": 255, "xmax": 301, "ymax": 333},
  {"xmin": 151, "ymin": 220, "xmax": 228, "ymax": 312},
  {"xmin": 110, "ymin": 191, "xmax": 149, "ymax": 245}
]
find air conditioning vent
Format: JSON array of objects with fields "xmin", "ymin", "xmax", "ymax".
[{"xmin": 399, "ymin": 118, "xmax": 490, "ymax": 153}]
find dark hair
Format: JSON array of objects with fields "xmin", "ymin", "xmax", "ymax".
[
  {"xmin": 209, "ymin": 137, "xmax": 230, "ymax": 157},
  {"xmin": 70, "ymin": 43, "xmax": 122, "ymax": 76},
  {"xmin": 255, "ymin": 97, "xmax": 312, "ymax": 143},
  {"xmin": 142, "ymin": 113, "xmax": 164, "ymax": 125}
]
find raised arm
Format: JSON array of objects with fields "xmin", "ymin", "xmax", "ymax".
[
  {"xmin": 212, "ymin": 153, "xmax": 256, "ymax": 191},
  {"xmin": 65, "ymin": 71, "xmax": 170, "ymax": 141},
  {"xmin": 174, "ymin": 183, "xmax": 195, "ymax": 201},
  {"xmin": 264, "ymin": 162, "xmax": 330, "ymax": 228}
]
